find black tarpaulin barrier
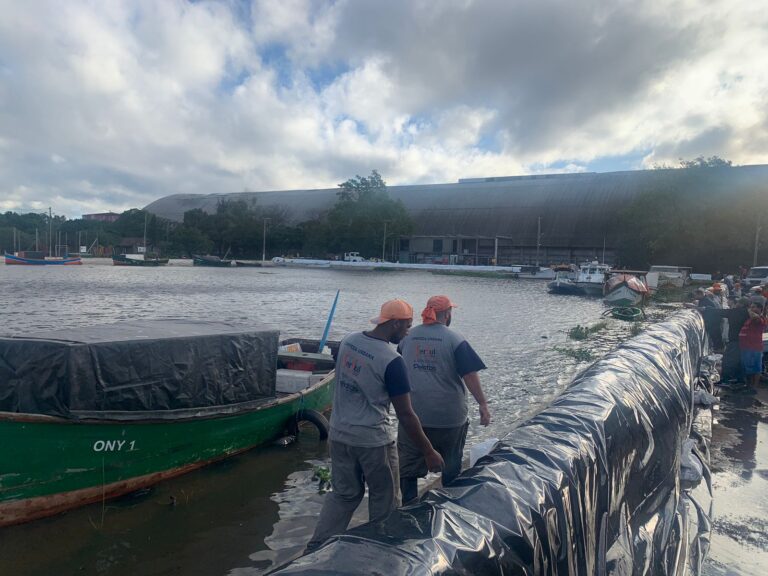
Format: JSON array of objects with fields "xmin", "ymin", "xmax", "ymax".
[
  {"xmin": 0, "ymin": 320, "xmax": 279, "ymax": 418},
  {"xmin": 273, "ymin": 311, "xmax": 710, "ymax": 575}
]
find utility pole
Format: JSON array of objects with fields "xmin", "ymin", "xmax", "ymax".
[
  {"xmin": 535, "ymin": 216, "xmax": 541, "ymax": 267},
  {"xmin": 382, "ymin": 221, "xmax": 389, "ymax": 262},
  {"xmin": 602, "ymin": 236, "xmax": 606, "ymax": 265},
  {"xmin": 754, "ymin": 214, "xmax": 762, "ymax": 267},
  {"xmin": 262, "ymin": 218, "xmax": 271, "ymax": 262},
  {"xmin": 48, "ymin": 207, "xmax": 52, "ymax": 257}
]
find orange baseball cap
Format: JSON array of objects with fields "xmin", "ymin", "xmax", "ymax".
[
  {"xmin": 422, "ymin": 295, "xmax": 458, "ymax": 324},
  {"xmin": 370, "ymin": 299, "xmax": 414, "ymax": 325}
]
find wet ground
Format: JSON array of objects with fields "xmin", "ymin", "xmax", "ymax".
[{"xmin": 703, "ymin": 382, "xmax": 768, "ymax": 575}]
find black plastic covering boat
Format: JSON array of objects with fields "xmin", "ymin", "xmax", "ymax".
[
  {"xmin": 273, "ymin": 310, "xmax": 711, "ymax": 575},
  {"xmin": 0, "ymin": 320, "xmax": 278, "ymax": 418}
]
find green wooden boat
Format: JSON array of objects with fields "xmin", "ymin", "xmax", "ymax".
[
  {"xmin": 112, "ymin": 253, "xmax": 169, "ymax": 266},
  {"xmin": 192, "ymin": 254, "xmax": 233, "ymax": 267},
  {"xmin": 0, "ymin": 322, "xmax": 335, "ymax": 527},
  {"xmin": 609, "ymin": 306, "xmax": 644, "ymax": 321}
]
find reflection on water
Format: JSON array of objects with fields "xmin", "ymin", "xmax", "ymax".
[
  {"xmin": 703, "ymin": 386, "xmax": 768, "ymax": 575},
  {"xmin": 0, "ymin": 260, "xmax": 642, "ymax": 575}
]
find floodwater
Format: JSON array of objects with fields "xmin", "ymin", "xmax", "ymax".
[
  {"xmin": 0, "ymin": 259, "xmax": 740, "ymax": 575},
  {"xmin": 702, "ymin": 385, "xmax": 768, "ymax": 575}
]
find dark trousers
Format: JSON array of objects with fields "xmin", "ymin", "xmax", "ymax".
[
  {"xmin": 398, "ymin": 421, "xmax": 469, "ymax": 504},
  {"xmin": 722, "ymin": 341, "xmax": 744, "ymax": 382},
  {"xmin": 306, "ymin": 440, "xmax": 399, "ymax": 551}
]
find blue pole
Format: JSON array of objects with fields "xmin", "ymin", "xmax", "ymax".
[{"xmin": 318, "ymin": 289, "xmax": 340, "ymax": 353}]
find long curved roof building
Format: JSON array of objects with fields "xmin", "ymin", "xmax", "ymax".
[{"xmin": 145, "ymin": 165, "xmax": 768, "ymax": 265}]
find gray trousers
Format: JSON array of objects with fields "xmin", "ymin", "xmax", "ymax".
[{"xmin": 307, "ymin": 440, "xmax": 400, "ymax": 550}]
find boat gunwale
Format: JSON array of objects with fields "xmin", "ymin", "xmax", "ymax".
[{"xmin": 0, "ymin": 372, "xmax": 334, "ymax": 424}]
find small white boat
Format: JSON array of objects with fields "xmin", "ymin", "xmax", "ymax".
[
  {"xmin": 548, "ymin": 262, "xmax": 611, "ymax": 296},
  {"xmin": 547, "ymin": 266, "xmax": 580, "ymax": 294},
  {"xmin": 509, "ymin": 265, "xmax": 556, "ymax": 280},
  {"xmin": 603, "ymin": 273, "xmax": 649, "ymax": 306},
  {"xmin": 574, "ymin": 261, "xmax": 612, "ymax": 296}
]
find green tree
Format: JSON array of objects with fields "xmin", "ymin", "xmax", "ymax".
[
  {"xmin": 679, "ymin": 155, "xmax": 732, "ymax": 169},
  {"xmin": 170, "ymin": 224, "xmax": 212, "ymax": 256},
  {"xmin": 326, "ymin": 170, "xmax": 413, "ymax": 259}
]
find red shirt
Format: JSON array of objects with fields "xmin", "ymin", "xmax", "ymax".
[{"xmin": 739, "ymin": 316, "xmax": 768, "ymax": 351}]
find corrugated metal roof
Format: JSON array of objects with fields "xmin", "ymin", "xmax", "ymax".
[{"xmin": 144, "ymin": 165, "xmax": 768, "ymax": 247}]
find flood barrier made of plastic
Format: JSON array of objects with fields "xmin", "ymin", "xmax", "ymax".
[{"xmin": 273, "ymin": 310, "xmax": 711, "ymax": 575}]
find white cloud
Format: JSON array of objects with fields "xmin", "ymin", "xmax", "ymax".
[{"xmin": 0, "ymin": 0, "xmax": 765, "ymax": 217}]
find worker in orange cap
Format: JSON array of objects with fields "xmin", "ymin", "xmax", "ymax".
[
  {"xmin": 396, "ymin": 295, "xmax": 491, "ymax": 504},
  {"xmin": 307, "ymin": 299, "xmax": 443, "ymax": 551}
]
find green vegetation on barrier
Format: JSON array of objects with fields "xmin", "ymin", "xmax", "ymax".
[
  {"xmin": 568, "ymin": 322, "xmax": 608, "ymax": 341},
  {"xmin": 651, "ymin": 285, "xmax": 687, "ymax": 303},
  {"xmin": 554, "ymin": 346, "xmax": 595, "ymax": 362}
]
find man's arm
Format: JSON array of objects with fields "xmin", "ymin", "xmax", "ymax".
[
  {"xmin": 391, "ymin": 394, "xmax": 444, "ymax": 472},
  {"xmin": 463, "ymin": 372, "xmax": 491, "ymax": 426}
]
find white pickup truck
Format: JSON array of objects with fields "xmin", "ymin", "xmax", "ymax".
[{"xmin": 343, "ymin": 252, "xmax": 365, "ymax": 262}]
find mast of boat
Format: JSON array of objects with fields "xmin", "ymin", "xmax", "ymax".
[
  {"xmin": 602, "ymin": 236, "xmax": 606, "ymax": 265},
  {"xmin": 143, "ymin": 211, "xmax": 148, "ymax": 260},
  {"xmin": 48, "ymin": 207, "xmax": 52, "ymax": 257},
  {"xmin": 35, "ymin": 227, "xmax": 38, "ymax": 251},
  {"xmin": 535, "ymin": 216, "xmax": 541, "ymax": 267}
]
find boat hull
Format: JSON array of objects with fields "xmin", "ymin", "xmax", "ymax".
[
  {"xmin": 192, "ymin": 254, "xmax": 233, "ymax": 267},
  {"xmin": 4, "ymin": 253, "xmax": 82, "ymax": 265},
  {"xmin": 574, "ymin": 282, "xmax": 604, "ymax": 296},
  {"xmin": 604, "ymin": 285, "xmax": 644, "ymax": 306},
  {"xmin": 547, "ymin": 281, "xmax": 586, "ymax": 295},
  {"xmin": 0, "ymin": 376, "xmax": 333, "ymax": 526},
  {"xmin": 112, "ymin": 255, "xmax": 169, "ymax": 266}
]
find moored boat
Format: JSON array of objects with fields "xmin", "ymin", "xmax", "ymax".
[
  {"xmin": 193, "ymin": 254, "xmax": 233, "ymax": 267},
  {"xmin": 548, "ymin": 261, "xmax": 610, "ymax": 296},
  {"xmin": 609, "ymin": 306, "xmax": 644, "ymax": 321},
  {"xmin": 574, "ymin": 261, "xmax": 612, "ymax": 295},
  {"xmin": 0, "ymin": 320, "xmax": 336, "ymax": 526},
  {"xmin": 112, "ymin": 253, "xmax": 169, "ymax": 266},
  {"xmin": 603, "ymin": 272, "xmax": 649, "ymax": 306},
  {"xmin": 4, "ymin": 251, "xmax": 82, "ymax": 265},
  {"xmin": 547, "ymin": 265, "xmax": 580, "ymax": 294},
  {"xmin": 235, "ymin": 260, "xmax": 263, "ymax": 267}
]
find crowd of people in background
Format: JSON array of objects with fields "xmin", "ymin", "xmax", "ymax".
[{"xmin": 686, "ymin": 273, "xmax": 768, "ymax": 389}]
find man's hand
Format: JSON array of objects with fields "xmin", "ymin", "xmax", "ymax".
[
  {"xmin": 424, "ymin": 448, "xmax": 444, "ymax": 473},
  {"xmin": 479, "ymin": 403, "xmax": 491, "ymax": 426}
]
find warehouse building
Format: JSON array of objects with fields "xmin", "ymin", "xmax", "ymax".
[{"xmin": 145, "ymin": 165, "xmax": 768, "ymax": 266}]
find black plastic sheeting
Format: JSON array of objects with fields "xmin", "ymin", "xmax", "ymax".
[
  {"xmin": 273, "ymin": 311, "xmax": 711, "ymax": 575},
  {"xmin": 0, "ymin": 320, "xmax": 279, "ymax": 418}
]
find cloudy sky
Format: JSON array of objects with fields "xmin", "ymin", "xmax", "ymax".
[{"xmin": 1, "ymin": 0, "xmax": 766, "ymax": 218}]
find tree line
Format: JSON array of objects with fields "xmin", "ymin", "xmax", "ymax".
[
  {"xmin": 0, "ymin": 171, "xmax": 413, "ymax": 261},
  {"xmin": 1, "ymin": 164, "xmax": 765, "ymax": 270}
]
